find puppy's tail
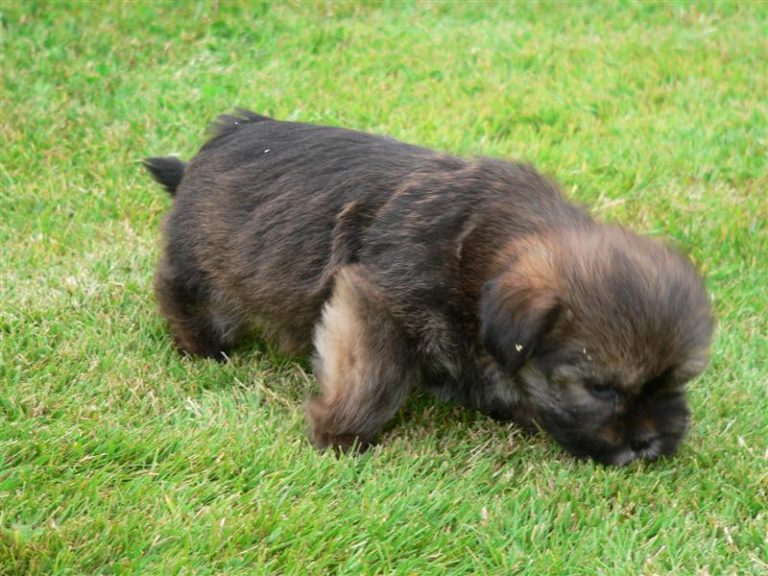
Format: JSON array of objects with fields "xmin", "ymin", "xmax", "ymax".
[{"xmin": 143, "ymin": 156, "xmax": 187, "ymax": 196}]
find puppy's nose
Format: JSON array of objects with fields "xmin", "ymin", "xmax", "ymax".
[{"xmin": 629, "ymin": 436, "xmax": 656, "ymax": 452}]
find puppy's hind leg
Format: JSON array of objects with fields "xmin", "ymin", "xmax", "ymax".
[
  {"xmin": 154, "ymin": 257, "xmax": 241, "ymax": 361},
  {"xmin": 307, "ymin": 266, "xmax": 419, "ymax": 452}
]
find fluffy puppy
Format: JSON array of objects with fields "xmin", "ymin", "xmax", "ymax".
[{"xmin": 145, "ymin": 110, "xmax": 713, "ymax": 465}]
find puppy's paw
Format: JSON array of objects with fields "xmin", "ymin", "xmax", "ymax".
[
  {"xmin": 306, "ymin": 397, "xmax": 372, "ymax": 454},
  {"xmin": 173, "ymin": 335, "xmax": 229, "ymax": 362}
]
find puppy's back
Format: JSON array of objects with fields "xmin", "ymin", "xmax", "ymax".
[
  {"xmin": 153, "ymin": 112, "xmax": 580, "ymax": 354},
  {"xmin": 157, "ymin": 113, "xmax": 462, "ymax": 351}
]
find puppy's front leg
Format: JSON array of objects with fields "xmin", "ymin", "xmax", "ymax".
[{"xmin": 307, "ymin": 266, "xmax": 418, "ymax": 452}]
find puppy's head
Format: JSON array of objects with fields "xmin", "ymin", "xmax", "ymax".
[{"xmin": 481, "ymin": 227, "xmax": 714, "ymax": 466}]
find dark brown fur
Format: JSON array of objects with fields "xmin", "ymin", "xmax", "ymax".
[{"xmin": 145, "ymin": 111, "xmax": 714, "ymax": 465}]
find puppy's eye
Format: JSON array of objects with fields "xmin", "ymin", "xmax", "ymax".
[
  {"xmin": 642, "ymin": 367, "xmax": 674, "ymax": 396},
  {"xmin": 587, "ymin": 380, "xmax": 620, "ymax": 400}
]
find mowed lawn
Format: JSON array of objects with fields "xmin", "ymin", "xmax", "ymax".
[{"xmin": 1, "ymin": 1, "xmax": 766, "ymax": 574}]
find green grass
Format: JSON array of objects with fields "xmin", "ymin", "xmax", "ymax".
[{"xmin": 1, "ymin": 1, "xmax": 767, "ymax": 574}]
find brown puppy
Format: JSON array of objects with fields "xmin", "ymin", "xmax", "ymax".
[{"xmin": 145, "ymin": 110, "xmax": 713, "ymax": 465}]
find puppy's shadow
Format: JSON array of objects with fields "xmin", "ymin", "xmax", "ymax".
[
  {"xmin": 152, "ymin": 323, "xmax": 313, "ymax": 403},
  {"xmin": 381, "ymin": 390, "xmax": 552, "ymax": 462}
]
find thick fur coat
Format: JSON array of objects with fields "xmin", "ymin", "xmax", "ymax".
[{"xmin": 145, "ymin": 111, "xmax": 713, "ymax": 465}]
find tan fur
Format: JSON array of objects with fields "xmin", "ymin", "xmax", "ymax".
[{"xmin": 307, "ymin": 266, "xmax": 419, "ymax": 451}]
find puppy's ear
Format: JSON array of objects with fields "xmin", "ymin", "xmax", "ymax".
[{"xmin": 480, "ymin": 273, "xmax": 561, "ymax": 374}]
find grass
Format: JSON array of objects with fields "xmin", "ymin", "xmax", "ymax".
[{"xmin": 1, "ymin": 1, "xmax": 766, "ymax": 574}]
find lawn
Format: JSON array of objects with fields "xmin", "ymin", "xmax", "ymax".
[{"xmin": 1, "ymin": 1, "xmax": 766, "ymax": 574}]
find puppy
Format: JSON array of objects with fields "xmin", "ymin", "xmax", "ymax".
[{"xmin": 145, "ymin": 110, "xmax": 713, "ymax": 465}]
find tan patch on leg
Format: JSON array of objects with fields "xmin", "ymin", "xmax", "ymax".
[{"xmin": 307, "ymin": 266, "xmax": 418, "ymax": 452}]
